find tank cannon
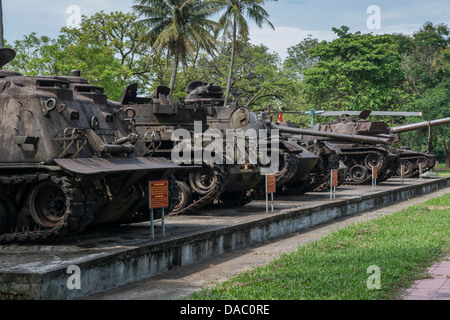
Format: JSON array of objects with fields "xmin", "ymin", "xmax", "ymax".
[
  {"xmin": 389, "ymin": 118, "xmax": 450, "ymax": 134},
  {"xmin": 0, "ymin": 48, "xmax": 186, "ymax": 244}
]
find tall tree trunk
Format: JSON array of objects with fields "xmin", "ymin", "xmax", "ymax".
[
  {"xmin": 169, "ymin": 53, "xmax": 179, "ymax": 93},
  {"xmin": 224, "ymin": 19, "xmax": 237, "ymax": 107}
]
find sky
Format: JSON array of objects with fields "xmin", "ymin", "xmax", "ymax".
[{"xmin": 3, "ymin": 0, "xmax": 449, "ymax": 60}]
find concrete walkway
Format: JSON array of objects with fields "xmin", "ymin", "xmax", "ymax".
[
  {"xmin": 86, "ymin": 186, "xmax": 450, "ymax": 300},
  {"xmin": 403, "ymin": 255, "xmax": 450, "ymax": 300}
]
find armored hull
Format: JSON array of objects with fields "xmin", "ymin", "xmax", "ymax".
[
  {"xmin": 0, "ymin": 50, "xmax": 183, "ymax": 243},
  {"xmin": 122, "ymin": 82, "xmax": 266, "ymax": 214}
]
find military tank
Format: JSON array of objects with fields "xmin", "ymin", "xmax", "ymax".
[
  {"xmin": 183, "ymin": 81, "xmax": 323, "ymax": 201},
  {"xmin": 183, "ymin": 81, "xmax": 353, "ymax": 196},
  {"xmin": 0, "ymin": 48, "xmax": 185, "ymax": 244},
  {"xmin": 121, "ymin": 81, "xmax": 273, "ymax": 213},
  {"xmin": 299, "ymin": 111, "xmax": 450, "ymax": 183},
  {"xmin": 181, "ymin": 81, "xmax": 348, "ymax": 197},
  {"xmin": 227, "ymin": 107, "xmax": 395, "ymax": 194},
  {"xmin": 391, "ymin": 148, "xmax": 436, "ymax": 177},
  {"xmin": 385, "ymin": 119, "xmax": 450, "ymax": 177}
]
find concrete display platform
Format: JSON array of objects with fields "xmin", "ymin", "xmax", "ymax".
[{"xmin": 0, "ymin": 176, "xmax": 449, "ymax": 300}]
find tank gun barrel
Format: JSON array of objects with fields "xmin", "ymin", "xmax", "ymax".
[
  {"xmin": 390, "ymin": 117, "xmax": 450, "ymax": 134},
  {"xmin": 271, "ymin": 124, "xmax": 393, "ymax": 145},
  {"xmin": 228, "ymin": 107, "xmax": 393, "ymax": 145}
]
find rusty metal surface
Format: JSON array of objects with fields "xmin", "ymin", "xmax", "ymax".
[
  {"xmin": 0, "ymin": 48, "xmax": 188, "ymax": 243},
  {"xmin": 54, "ymin": 157, "xmax": 187, "ymax": 175}
]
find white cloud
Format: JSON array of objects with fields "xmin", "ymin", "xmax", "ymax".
[{"xmin": 248, "ymin": 26, "xmax": 336, "ymax": 60}]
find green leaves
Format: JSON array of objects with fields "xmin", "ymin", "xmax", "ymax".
[
  {"xmin": 302, "ymin": 27, "xmax": 407, "ymax": 111},
  {"xmin": 133, "ymin": 0, "xmax": 221, "ymax": 90},
  {"xmin": 7, "ymin": 11, "xmax": 155, "ymax": 101}
]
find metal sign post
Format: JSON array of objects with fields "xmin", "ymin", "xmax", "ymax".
[
  {"xmin": 401, "ymin": 164, "xmax": 405, "ymax": 185},
  {"xmin": 265, "ymin": 174, "xmax": 276, "ymax": 212},
  {"xmin": 372, "ymin": 166, "xmax": 377, "ymax": 191},
  {"xmin": 330, "ymin": 170, "xmax": 338, "ymax": 199},
  {"xmin": 436, "ymin": 161, "xmax": 439, "ymax": 177},
  {"xmin": 149, "ymin": 180, "xmax": 169, "ymax": 239}
]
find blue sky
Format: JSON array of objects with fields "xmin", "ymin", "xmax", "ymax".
[{"xmin": 3, "ymin": 0, "xmax": 449, "ymax": 59}]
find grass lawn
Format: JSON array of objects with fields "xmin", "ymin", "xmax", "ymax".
[
  {"xmin": 190, "ymin": 193, "xmax": 450, "ymax": 300},
  {"xmin": 436, "ymin": 162, "xmax": 450, "ymax": 177}
]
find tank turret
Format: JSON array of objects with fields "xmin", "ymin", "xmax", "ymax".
[{"xmin": 0, "ymin": 49, "xmax": 186, "ymax": 244}]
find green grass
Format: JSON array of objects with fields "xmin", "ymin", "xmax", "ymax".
[
  {"xmin": 436, "ymin": 162, "xmax": 450, "ymax": 177},
  {"xmin": 190, "ymin": 194, "xmax": 450, "ymax": 300}
]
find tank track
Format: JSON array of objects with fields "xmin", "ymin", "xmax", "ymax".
[
  {"xmin": 308, "ymin": 172, "xmax": 330, "ymax": 192},
  {"xmin": 0, "ymin": 173, "xmax": 95, "ymax": 244},
  {"xmin": 170, "ymin": 165, "xmax": 228, "ymax": 216},
  {"xmin": 276, "ymin": 151, "xmax": 300, "ymax": 187},
  {"xmin": 392, "ymin": 155, "xmax": 430, "ymax": 178},
  {"xmin": 341, "ymin": 150, "xmax": 387, "ymax": 185},
  {"xmin": 238, "ymin": 150, "xmax": 300, "ymax": 204}
]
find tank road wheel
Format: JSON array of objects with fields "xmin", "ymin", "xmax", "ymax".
[
  {"xmin": 189, "ymin": 165, "xmax": 218, "ymax": 196},
  {"xmin": 0, "ymin": 195, "xmax": 15, "ymax": 234},
  {"xmin": 349, "ymin": 165, "xmax": 368, "ymax": 183},
  {"xmin": 397, "ymin": 160, "xmax": 413, "ymax": 176},
  {"xmin": 173, "ymin": 181, "xmax": 193, "ymax": 213},
  {"xmin": 364, "ymin": 153, "xmax": 385, "ymax": 171},
  {"xmin": 29, "ymin": 181, "xmax": 67, "ymax": 228},
  {"xmin": 416, "ymin": 157, "xmax": 429, "ymax": 171}
]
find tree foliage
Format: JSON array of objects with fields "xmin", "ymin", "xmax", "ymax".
[
  {"xmin": 399, "ymin": 22, "xmax": 450, "ymax": 162},
  {"xmin": 302, "ymin": 26, "xmax": 408, "ymax": 111},
  {"xmin": 7, "ymin": 11, "xmax": 162, "ymax": 101},
  {"xmin": 214, "ymin": 0, "xmax": 277, "ymax": 106},
  {"xmin": 132, "ymin": 0, "xmax": 220, "ymax": 91}
]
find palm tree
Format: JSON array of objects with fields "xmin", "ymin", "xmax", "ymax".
[
  {"xmin": 133, "ymin": 0, "xmax": 220, "ymax": 92},
  {"xmin": 215, "ymin": 0, "xmax": 276, "ymax": 106}
]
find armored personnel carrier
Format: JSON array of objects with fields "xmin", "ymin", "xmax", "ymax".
[
  {"xmin": 0, "ymin": 48, "xmax": 184, "ymax": 244},
  {"xmin": 300, "ymin": 111, "xmax": 450, "ymax": 183}
]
